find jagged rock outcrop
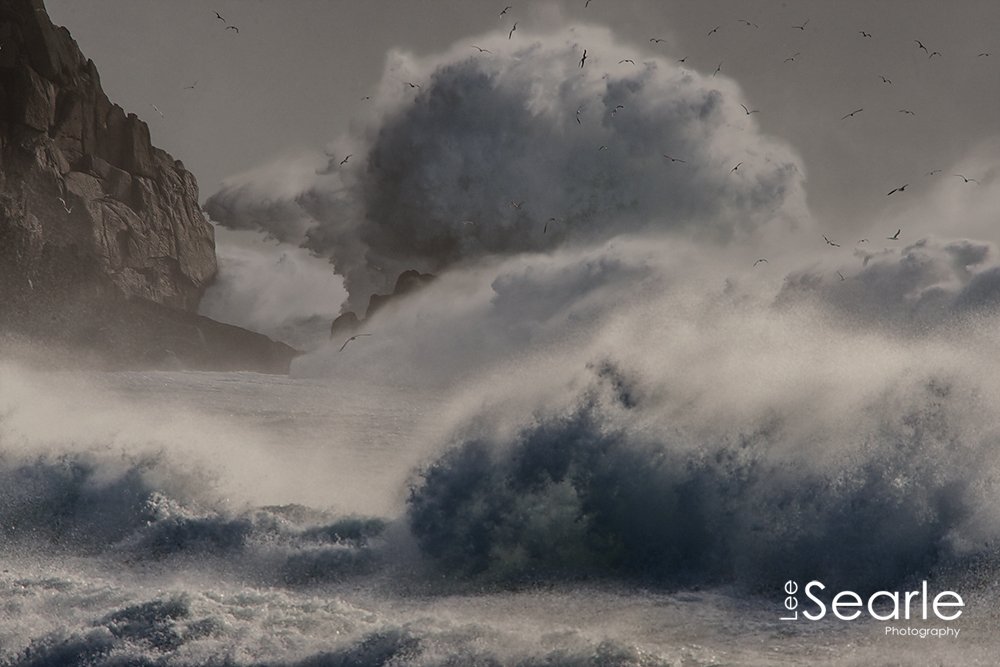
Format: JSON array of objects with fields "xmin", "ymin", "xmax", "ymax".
[
  {"xmin": 0, "ymin": 0, "xmax": 297, "ymax": 372},
  {"xmin": 0, "ymin": 0, "xmax": 214, "ymax": 310},
  {"xmin": 331, "ymin": 270, "xmax": 435, "ymax": 337}
]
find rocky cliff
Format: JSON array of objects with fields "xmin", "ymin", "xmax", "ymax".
[{"xmin": 0, "ymin": 0, "xmax": 297, "ymax": 372}]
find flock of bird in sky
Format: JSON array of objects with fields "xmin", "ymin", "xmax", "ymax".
[{"xmin": 187, "ymin": 4, "xmax": 991, "ymax": 351}]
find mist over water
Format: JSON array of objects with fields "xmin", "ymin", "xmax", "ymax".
[{"xmin": 8, "ymin": 19, "xmax": 1000, "ymax": 667}]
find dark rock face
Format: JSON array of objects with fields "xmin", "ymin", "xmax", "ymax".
[
  {"xmin": 330, "ymin": 270, "xmax": 434, "ymax": 338},
  {"xmin": 0, "ymin": 0, "xmax": 298, "ymax": 372},
  {"xmin": 0, "ymin": 0, "xmax": 215, "ymax": 311}
]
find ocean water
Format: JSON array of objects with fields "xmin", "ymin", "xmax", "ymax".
[{"xmin": 1, "ymin": 363, "xmax": 998, "ymax": 666}]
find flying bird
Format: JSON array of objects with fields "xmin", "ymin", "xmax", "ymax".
[
  {"xmin": 500, "ymin": 5, "xmax": 511, "ymax": 16},
  {"xmin": 226, "ymin": 25, "xmax": 239, "ymax": 33},
  {"xmin": 740, "ymin": 104, "xmax": 759, "ymax": 115},
  {"xmin": 677, "ymin": 57, "xmax": 687, "ymax": 63},
  {"xmin": 898, "ymin": 109, "xmax": 915, "ymax": 115},
  {"xmin": 954, "ymin": 174, "xmax": 979, "ymax": 183},
  {"xmin": 611, "ymin": 104, "xmax": 624, "ymax": 117},
  {"xmin": 841, "ymin": 108, "xmax": 863, "ymax": 119},
  {"xmin": 579, "ymin": 49, "xmax": 588, "ymax": 67},
  {"xmin": 713, "ymin": 61, "xmax": 722, "ymax": 76},
  {"xmin": 823, "ymin": 235, "xmax": 841, "ymax": 247},
  {"xmin": 886, "ymin": 184, "xmax": 908, "ymax": 196},
  {"xmin": 649, "ymin": 37, "xmax": 666, "ymax": 43},
  {"xmin": 509, "ymin": 200, "xmax": 525, "ymax": 209},
  {"xmin": 859, "ymin": 31, "xmax": 872, "ymax": 37},
  {"xmin": 887, "ymin": 229, "xmax": 901, "ymax": 240},
  {"xmin": 926, "ymin": 169, "xmax": 942, "ymax": 175},
  {"xmin": 837, "ymin": 271, "xmax": 846, "ymax": 281},
  {"xmin": 793, "ymin": 19, "xmax": 809, "ymax": 30},
  {"xmin": 183, "ymin": 81, "xmax": 198, "ymax": 90},
  {"xmin": 878, "ymin": 75, "xmax": 892, "ymax": 84},
  {"xmin": 339, "ymin": 333, "xmax": 372, "ymax": 352},
  {"xmin": 618, "ymin": 59, "xmax": 635, "ymax": 64},
  {"xmin": 544, "ymin": 217, "xmax": 559, "ymax": 234},
  {"xmin": 978, "ymin": 52, "xmax": 991, "ymax": 57},
  {"xmin": 708, "ymin": 25, "xmax": 720, "ymax": 36},
  {"xmin": 471, "ymin": 45, "xmax": 492, "ymax": 53},
  {"xmin": 339, "ymin": 155, "xmax": 352, "ymax": 166},
  {"xmin": 576, "ymin": 106, "xmax": 582, "ymax": 124},
  {"xmin": 598, "ymin": 145, "xmax": 609, "ymax": 151},
  {"xmin": 585, "ymin": 0, "xmax": 593, "ymax": 6},
  {"xmin": 662, "ymin": 154, "xmax": 686, "ymax": 163},
  {"xmin": 151, "ymin": 104, "xmax": 164, "ymax": 118},
  {"xmin": 730, "ymin": 161, "xmax": 743, "ymax": 173},
  {"xmin": 404, "ymin": 81, "xmax": 421, "ymax": 89},
  {"xmin": 57, "ymin": 196, "xmax": 72, "ymax": 213},
  {"xmin": 214, "ymin": 11, "xmax": 225, "ymax": 22},
  {"xmin": 928, "ymin": 51, "xmax": 942, "ymax": 59},
  {"xmin": 509, "ymin": 22, "xmax": 517, "ymax": 39},
  {"xmin": 784, "ymin": 52, "xmax": 801, "ymax": 63},
  {"xmin": 738, "ymin": 20, "xmax": 759, "ymax": 28},
  {"xmin": 914, "ymin": 40, "xmax": 928, "ymax": 52},
  {"xmin": 858, "ymin": 239, "xmax": 869, "ymax": 243},
  {"xmin": 753, "ymin": 258, "xmax": 768, "ymax": 267}
]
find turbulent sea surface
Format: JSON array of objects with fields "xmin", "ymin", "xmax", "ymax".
[{"xmin": 1, "ymin": 365, "xmax": 999, "ymax": 666}]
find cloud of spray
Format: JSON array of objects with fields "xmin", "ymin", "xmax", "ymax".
[
  {"xmin": 206, "ymin": 25, "xmax": 808, "ymax": 310},
  {"xmin": 198, "ymin": 226, "xmax": 347, "ymax": 349}
]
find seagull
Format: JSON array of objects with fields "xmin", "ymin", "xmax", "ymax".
[
  {"xmin": 183, "ymin": 81, "xmax": 198, "ymax": 90},
  {"xmin": 500, "ymin": 5, "xmax": 512, "ymax": 16},
  {"xmin": 576, "ymin": 106, "xmax": 583, "ymax": 124},
  {"xmin": 713, "ymin": 61, "xmax": 722, "ymax": 76},
  {"xmin": 753, "ymin": 258, "xmax": 768, "ymax": 267},
  {"xmin": 598, "ymin": 145, "xmax": 609, "ymax": 151},
  {"xmin": 57, "ymin": 196, "xmax": 72, "ymax": 213},
  {"xmin": 509, "ymin": 200, "xmax": 526, "ymax": 210},
  {"xmin": 740, "ymin": 104, "xmax": 759, "ymax": 115},
  {"xmin": 611, "ymin": 104, "xmax": 624, "ymax": 117},
  {"xmin": 730, "ymin": 161, "xmax": 743, "ymax": 173},
  {"xmin": 509, "ymin": 22, "xmax": 517, "ymax": 39},
  {"xmin": 618, "ymin": 59, "xmax": 635, "ymax": 64},
  {"xmin": 784, "ymin": 52, "xmax": 801, "ymax": 63},
  {"xmin": 841, "ymin": 108, "xmax": 863, "ymax": 119},
  {"xmin": 404, "ymin": 81, "xmax": 421, "ymax": 89},
  {"xmin": 823, "ymin": 235, "xmax": 841, "ymax": 247},
  {"xmin": 471, "ymin": 45, "xmax": 492, "ymax": 53},
  {"xmin": 339, "ymin": 333, "xmax": 372, "ymax": 352},
  {"xmin": 926, "ymin": 169, "xmax": 942, "ymax": 175},
  {"xmin": 914, "ymin": 40, "xmax": 928, "ymax": 52},
  {"xmin": 214, "ymin": 11, "xmax": 225, "ymax": 22},
  {"xmin": 226, "ymin": 25, "xmax": 239, "ymax": 33},
  {"xmin": 928, "ymin": 51, "xmax": 941, "ymax": 59},
  {"xmin": 662, "ymin": 154, "xmax": 686, "ymax": 163},
  {"xmin": 793, "ymin": 19, "xmax": 809, "ymax": 30},
  {"xmin": 886, "ymin": 184, "xmax": 908, "ymax": 196},
  {"xmin": 585, "ymin": 0, "xmax": 593, "ymax": 6},
  {"xmin": 837, "ymin": 271, "xmax": 846, "ymax": 281},
  {"xmin": 859, "ymin": 31, "xmax": 872, "ymax": 38},
  {"xmin": 677, "ymin": 57, "xmax": 687, "ymax": 63},
  {"xmin": 708, "ymin": 25, "xmax": 720, "ymax": 36},
  {"xmin": 879, "ymin": 75, "xmax": 892, "ymax": 84},
  {"xmin": 339, "ymin": 155, "xmax": 352, "ymax": 166},
  {"xmin": 579, "ymin": 49, "xmax": 587, "ymax": 68},
  {"xmin": 738, "ymin": 19, "xmax": 759, "ymax": 28},
  {"xmin": 954, "ymin": 174, "xmax": 979, "ymax": 183},
  {"xmin": 649, "ymin": 37, "xmax": 666, "ymax": 43},
  {"xmin": 151, "ymin": 104, "xmax": 164, "ymax": 118},
  {"xmin": 887, "ymin": 229, "xmax": 901, "ymax": 240},
  {"xmin": 858, "ymin": 239, "xmax": 869, "ymax": 243},
  {"xmin": 544, "ymin": 217, "xmax": 559, "ymax": 234},
  {"xmin": 899, "ymin": 109, "xmax": 915, "ymax": 115},
  {"xmin": 978, "ymin": 52, "xmax": 991, "ymax": 57}
]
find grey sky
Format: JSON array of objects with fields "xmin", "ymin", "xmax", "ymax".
[{"xmin": 46, "ymin": 0, "xmax": 1000, "ymax": 235}]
